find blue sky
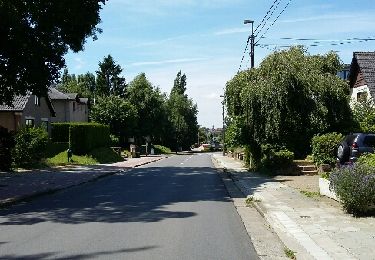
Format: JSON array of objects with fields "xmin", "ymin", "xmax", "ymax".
[{"xmin": 64, "ymin": 0, "xmax": 375, "ymax": 128}]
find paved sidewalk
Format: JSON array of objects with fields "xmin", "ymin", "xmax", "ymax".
[
  {"xmin": 213, "ymin": 154, "xmax": 375, "ymax": 260},
  {"xmin": 0, "ymin": 155, "xmax": 166, "ymax": 207}
]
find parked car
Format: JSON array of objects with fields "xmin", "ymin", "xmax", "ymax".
[{"xmin": 337, "ymin": 133, "xmax": 375, "ymax": 164}]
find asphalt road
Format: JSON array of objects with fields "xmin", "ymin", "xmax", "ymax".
[{"xmin": 0, "ymin": 153, "xmax": 259, "ymax": 259}]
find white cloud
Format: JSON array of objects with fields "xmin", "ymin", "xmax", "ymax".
[{"xmin": 73, "ymin": 57, "xmax": 85, "ymax": 70}]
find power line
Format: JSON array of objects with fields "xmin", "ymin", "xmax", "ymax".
[
  {"xmin": 255, "ymin": 0, "xmax": 283, "ymax": 38},
  {"xmin": 238, "ymin": 36, "xmax": 251, "ymax": 72},
  {"xmin": 254, "ymin": 0, "xmax": 281, "ymax": 34},
  {"xmin": 255, "ymin": 0, "xmax": 293, "ymax": 45}
]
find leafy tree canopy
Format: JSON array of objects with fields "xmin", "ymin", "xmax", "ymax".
[
  {"xmin": 57, "ymin": 69, "xmax": 96, "ymax": 99},
  {"xmin": 0, "ymin": 0, "xmax": 106, "ymax": 105},
  {"xmin": 225, "ymin": 46, "xmax": 352, "ymax": 158}
]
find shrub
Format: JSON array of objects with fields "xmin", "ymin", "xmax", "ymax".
[
  {"xmin": 329, "ymin": 164, "xmax": 375, "ymax": 215},
  {"xmin": 153, "ymin": 145, "xmax": 171, "ymax": 154},
  {"xmin": 13, "ymin": 127, "xmax": 49, "ymax": 168},
  {"xmin": 89, "ymin": 147, "xmax": 123, "ymax": 163},
  {"xmin": 357, "ymin": 153, "xmax": 375, "ymax": 167},
  {"xmin": 260, "ymin": 144, "xmax": 294, "ymax": 172},
  {"xmin": 110, "ymin": 135, "xmax": 120, "ymax": 146},
  {"xmin": 0, "ymin": 128, "xmax": 14, "ymax": 171},
  {"xmin": 311, "ymin": 132, "xmax": 343, "ymax": 166}
]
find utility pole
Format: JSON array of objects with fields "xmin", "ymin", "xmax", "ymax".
[
  {"xmin": 220, "ymin": 95, "xmax": 225, "ymax": 156},
  {"xmin": 244, "ymin": 19, "xmax": 255, "ymax": 68}
]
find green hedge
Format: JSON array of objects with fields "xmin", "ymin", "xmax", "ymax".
[
  {"xmin": 51, "ymin": 123, "xmax": 110, "ymax": 155},
  {"xmin": 311, "ymin": 132, "xmax": 343, "ymax": 165},
  {"xmin": 51, "ymin": 123, "xmax": 70, "ymax": 142},
  {"xmin": 45, "ymin": 142, "xmax": 69, "ymax": 158},
  {"xmin": 260, "ymin": 144, "xmax": 294, "ymax": 172},
  {"xmin": 69, "ymin": 123, "xmax": 111, "ymax": 155}
]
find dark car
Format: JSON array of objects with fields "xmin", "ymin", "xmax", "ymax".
[{"xmin": 337, "ymin": 133, "xmax": 375, "ymax": 164}]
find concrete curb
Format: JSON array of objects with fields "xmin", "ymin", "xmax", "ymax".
[
  {"xmin": 212, "ymin": 156, "xmax": 289, "ymax": 259},
  {"xmin": 0, "ymin": 156, "xmax": 166, "ymax": 208}
]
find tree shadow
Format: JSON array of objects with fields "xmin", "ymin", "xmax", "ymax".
[
  {"xmin": 0, "ymin": 246, "xmax": 158, "ymax": 259},
  {"xmin": 0, "ymin": 167, "xmax": 229, "ymax": 225}
]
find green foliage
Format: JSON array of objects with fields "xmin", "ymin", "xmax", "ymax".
[
  {"xmin": 330, "ymin": 164, "xmax": 375, "ymax": 215},
  {"xmin": 45, "ymin": 147, "xmax": 122, "ymax": 166},
  {"xmin": 45, "ymin": 142, "xmax": 69, "ymax": 158},
  {"xmin": 153, "ymin": 145, "xmax": 172, "ymax": 154},
  {"xmin": 58, "ymin": 69, "xmax": 96, "ymax": 99},
  {"xmin": 90, "ymin": 95, "xmax": 138, "ymax": 140},
  {"xmin": 110, "ymin": 135, "xmax": 120, "ymax": 146},
  {"xmin": 13, "ymin": 127, "xmax": 49, "ymax": 168},
  {"xmin": 166, "ymin": 71, "xmax": 199, "ymax": 150},
  {"xmin": 89, "ymin": 147, "xmax": 123, "ymax": 163},
  {"xmin": 51, "ymin": 123, "xmax": 71, "ymax": 142},
  {"xmin": 0, "ymin": 0, "xmax": 105, "ymax": 105},
  {"xmin": 260, "ymin": 144, "xmax": 294, "ymax": 172},
  {"xmin": 69, "ymin": 123, "xmax": 111, "ymax": 155},
  {"xmin": 351, "ymin": 99, "xmax": 375, "ymax": 132},
  {"xmin": 311, "ymin": 132, "xmax": 343, "ymax": 165},
  {"xmin": 357, "ymin": 153, "xmax": 375, "ymax": 167},
  {"xmin": 225, "ymin": 46, "xmax": 353, "ymax": 160},
  {"xmin": 127, "ymin": 73, "xmax": 168, "ymax": 143},
  {"xmin": 96, "ymin": 55, "xmax": 126, "ymax": 97},
  {"xmin": 46, "ymin": 152, "xmax": 97, "ymax": 166},
  {"xmin": 0, "ymin": 128, "xmax": 14, "ymax": 171}
]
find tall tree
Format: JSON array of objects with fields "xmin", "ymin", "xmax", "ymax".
[
  {"xmin": 0, "ymin": 0, "xmax": 106, "ymax": 105},
  {"xmin": 171, "ymin": 70, "xmax": 187, "ymax": 96},
  {"xmin": 127, "ymin": 73, "xmax": 167, "ymax": 143},
  {"xmin": 167, "ymin": 71, "xmax": 198, "ymax": 150},
  {"xmin": 96, "ymin": 55, "xmax": 126, "ymax": 97}
]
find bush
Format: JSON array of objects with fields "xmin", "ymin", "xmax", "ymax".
[
  {"xmin": 13, "ymin": 127, "xmax": 49, "ymax": 168},
  {"xmin": 260, "ymin": 144, "xmax": 294, "ymax": 172},
  {"xmin": 110, "ymin": 135, "xmax": 120, "ymax": 146},
  {"xmin": 329, "ymin": 164, "xmax": 375, "ymax": 215},
  {"xmin": 153, "ymin": 145, "xmax": 171, "ymax": 154},
  {"xmin": 311, "ymin": 132, "xmax": 343, "ymax": 166},
  {"xmin": 0, "ymin": 128, "xmax": 14, "ymax": 171},
  {"xmin": 357, "ymin": 153, "xmax": 375, "ymax": 167},
  {"xmin": 90, "ymin": 147, "xmax": 123, "ymax": 163}
]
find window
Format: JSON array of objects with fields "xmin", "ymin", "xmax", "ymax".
[
  {"xmin": 73, "ymin": 102, "xmax": 76, "ymax": 111},
  {"xmin": 25, "ymin": 119, "xmax": 34, "ymax": 127},
  {"xmin": 357, "ymin": 92, "xmax": 368, "ymax": 102},
  {"xmin": 34, "ymin": 96, "xmax": 40, "ymax": 106}
]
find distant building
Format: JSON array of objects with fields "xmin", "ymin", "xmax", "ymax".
[
  {"xmin": 48, "ymin": 88, "xmax": 89, "ymax": 123},
  {"xmin": 0, "ymin": 93, "xmax": 55, "ymax": 133},
  {"xmin": 348, "ymin": 52, "xmax": 375, "ymax": 103}
]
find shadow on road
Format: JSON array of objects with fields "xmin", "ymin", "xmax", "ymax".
[
  {"xmin": 0, "ymin": 246, "xmax": 158, "ymax": 260},
  {"xmin": 0, "ymin": 167, "xmax": 229, "ymax": 225}
]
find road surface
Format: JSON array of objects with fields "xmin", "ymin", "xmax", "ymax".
[{"xmin": 0, "ymin": 153, "xmax": 258, "ymax": 259}]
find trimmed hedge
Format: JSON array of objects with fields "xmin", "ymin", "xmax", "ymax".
[
  {"xmin": 51, "ymin": 123, "xmax": 111, "ymax": 155},
  {"xmin": 51, "ymin": 123, "xmax": 70, "ymax": 142},
  {"xmin": 311, "ymin": 132, "xmax": 343, "ymax": 166}
]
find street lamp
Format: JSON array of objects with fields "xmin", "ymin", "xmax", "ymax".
[
  {"xmin": 220, "ymin": 95, "xmax": 225, "ymax": 156},
  {"xmin": 244, "ymin": 19, "xmax": 255, "ymax": 68}
]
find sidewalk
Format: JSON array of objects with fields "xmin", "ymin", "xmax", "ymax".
[
  {"xmin": 0, "ymin": 155, "xmax": 166, "ymax": 207},
  {"xmin": 213, "ymin": 154, "xmax": 375, "ymax": 260}
]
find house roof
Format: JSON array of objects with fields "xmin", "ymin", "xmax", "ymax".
[
  {"xmin": 67, "ymin": 93, "xmax": 78, "ymax": 100},
  {"xmin": 48, "ymin": 88, "xmax": 70, "ymax": 100},
  {"xmin": 350, "ymin": 52, "xmax": 375, "ymax": 95},
  {"xmin": 0, "ymin": 93, "xmax": 31, "ymax": 111}
]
